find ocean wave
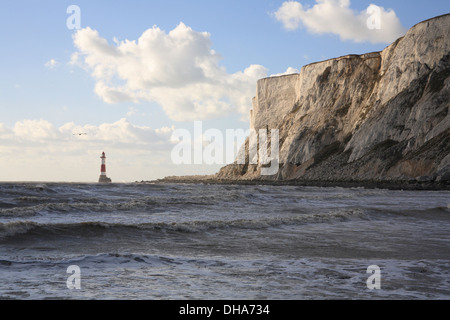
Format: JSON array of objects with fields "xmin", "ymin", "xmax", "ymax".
[
  {"xmin": 367, "ymin": 205, "xmax": 450, "ymax": 219},
  {"xmin": 0, "ymin": 208, "xmax": 368, "ymax": 240},
  {"xmin": 14, "ymin": 196, "xmax": 52, "ymax": 202},
  {"xmin": 0, "ymin": 191, "xmax": 252, "ymax": 217},
  {"xmin": 0, "ymin": 206, "xmax": 42, "ymax": 217},
  {"xmin": 0, "ymin": 201, "xmax": 16, "ymax": 209},
  {"xmin": 0, "ymin": 183, "xmax": 58, "ymax": 195},
  {"xmin": 0, "ymin": 199, "xmax": 153, "ymax": 217},
  {"xmin": 0, "ymin": 221, "xmax": 39, "ymax": 238},
  {"xmin": 0, "ymin": 252, "xmax": 182, "ymax": 268}
]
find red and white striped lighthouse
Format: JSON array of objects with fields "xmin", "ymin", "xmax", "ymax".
[{"xmin": 98, "ymin": 152, "xmax": 112, "ymax": 183}]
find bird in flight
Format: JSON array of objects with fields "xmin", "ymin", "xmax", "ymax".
[{"xmin": 73, "ymin": 133, "xmax": 87, "ymax": 136}]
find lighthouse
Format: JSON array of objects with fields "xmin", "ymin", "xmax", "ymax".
[{"xmin": 98, "ymin": 152, "xmax": 112, "ymax": 183}]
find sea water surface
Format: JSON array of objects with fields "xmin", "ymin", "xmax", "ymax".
[{"xmin": 0, "ymin": 182, "xmax": 449, "ymax": 299}]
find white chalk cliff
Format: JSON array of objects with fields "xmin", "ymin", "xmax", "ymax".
[{"xmin": 217, "ymin": 14, "xmax": 450, "ymax": 184}]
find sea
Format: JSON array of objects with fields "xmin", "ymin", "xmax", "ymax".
[{"xmin": 0, "ymin": 182, "xmax": 449, "ymax": 300}]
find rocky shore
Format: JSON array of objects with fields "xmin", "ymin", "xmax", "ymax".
[{"xmin": 145, "ymin": 175, "xmax": 449, "ymax": 191}]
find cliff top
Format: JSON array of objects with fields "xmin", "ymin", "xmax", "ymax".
[{"xmin": 260, "ymin": 13, "xmax": 449, "ymax": 82}]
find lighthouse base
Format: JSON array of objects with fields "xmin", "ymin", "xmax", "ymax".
[{"xmin": 98, "ymin": 175, "xmax": 112, "ymax": 183}]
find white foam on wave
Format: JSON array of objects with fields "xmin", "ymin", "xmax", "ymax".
[{"xmin": 0, "ymin": 220, "xmax": 38, "ymax": 239}]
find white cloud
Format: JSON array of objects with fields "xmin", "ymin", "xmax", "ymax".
[
  {"xmin": 14, "ymin": 119, "xmax": 57, "ymax": 141},
  {"xmin": 71, "ymin": 23, "xmax": 268, "ymax": 122},
  {"xmin": 58, "ymin": 118, "xmax": 175, "ymax": 147},
  {"xmin": 0, "ymin": 119, "xmax": 177, "ymax": 181},
  {"xmin": 126, "ymin": 106, "xmax": 137, "ymax": 117},
  {"xmin": 274, "ymin": 0, "xmax": 407, "ymax": 43},
  {"xmin": 45, "ymin": 59, "xmax": 59, "ymax": 69},
  {"xmin": 270, "ymin": 67, "xmax": 300, "ymax": 77},
  {"xmin": 0, "ymin": 123, "xmax": 10, "ymax": 136},
  {"xmin": 274, "ymin": 1, "xmax": 305, "ymax": 31},
  {"xmin": 2, "ymin": 118, "xmax": 174, "ymax": 150}
]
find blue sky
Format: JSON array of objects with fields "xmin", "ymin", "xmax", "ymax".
[{"xmin": 0, "ymin": 0, "xmax": 448, "ymax": 182}]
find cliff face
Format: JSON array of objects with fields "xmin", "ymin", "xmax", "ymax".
[{"xmin": 218, "ymin": 14, "xmax": 450, "ymax": 183}]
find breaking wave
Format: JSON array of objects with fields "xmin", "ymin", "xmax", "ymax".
[{"xmin": 0, "ymin": 207, "xmax": 368, "ymax": 240}]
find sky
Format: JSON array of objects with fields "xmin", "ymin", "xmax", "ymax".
[{"xmin": 0, "ymin": 0, "xmax": 448, "ymax": 182}]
